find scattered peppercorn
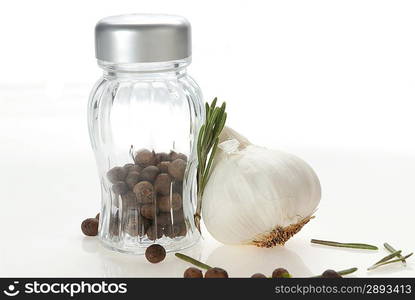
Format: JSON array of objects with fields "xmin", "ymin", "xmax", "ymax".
[
  {"xmin": 322, "ymin": 270, "xmax": 342, "ymax": 278},
  {"xmin": 133, "ymin": 181, "xmax": 154, "ymax": 204},
  {"xmin": 205, "ymin": 267, "xmax": 229, "ymax": 278},
  {"xmin": 145, "ymin": 244, "xmax": 166, "ymax": 263},
  {"xmin": 81, "ymin": 218, "xmax": 99, "ymax": 236},
  {"xmin": 272, "ymin": 268, "xmax": 290, "ymax": 278},
  {"xmin": 184, "ymin": 267, "xmax": 203, "ymax": 278},
  {"xmin": 251, "ymin": 273, "xmax": 267, "ymax": 278},
  {"xmin": 168, "ymin": 158, "xmax": 186, "ymax": 180},
  {"xmin": 107, "ymin": 166, "xmax": 127, "ymax": 183},
  {"xmin": 135, "ymin": 149, "xmax": 157, "ymax": 167}
]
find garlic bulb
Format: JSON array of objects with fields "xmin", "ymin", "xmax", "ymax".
[{"xmin": 202, "ymin": 127, "xmax": 321, "ymax": 247}]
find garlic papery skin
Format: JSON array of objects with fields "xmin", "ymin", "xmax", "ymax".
[{"xmin": 202, "ymin": 127, "xmax": 321, "ymax": 247}]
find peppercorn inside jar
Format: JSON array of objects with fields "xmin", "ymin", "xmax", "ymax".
[{"xmin": 88, "ymin": 14, "xmax": 203, "ymax": 254}]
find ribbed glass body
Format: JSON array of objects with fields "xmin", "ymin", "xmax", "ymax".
[{"xmin": 88, "ymin": 58, "xmax": 203, "ymax": 254}]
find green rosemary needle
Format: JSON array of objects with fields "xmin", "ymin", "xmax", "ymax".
[
  {"xmin": 175, "ymin": 253, "xmax": 212, "ymax": 270},
  {"xmin": 194, "ymin": 98, "xmax": 227, "ymax": 233},
  {"xmin": 367, "ymin": 250, "xmax": 402, "ymax": 270},
  {"xmin": 384, "ymin": 242, "xmax": 406, "ymax": 266},
  {"xmin": 367, "ymin": 253, "xmax": 413, "ymax": 271},
  {"xmin": 311, "ymin": 239, "xmax": 378, "ymax": 250}
]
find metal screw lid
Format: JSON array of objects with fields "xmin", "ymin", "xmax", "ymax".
[{"xmin": 95, "ymin": 14, "xmax": 191, "ymax": 63}]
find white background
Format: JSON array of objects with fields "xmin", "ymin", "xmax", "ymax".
[{"xmin": 0, "ymin": 0, "xmax": 414, "ymax": 277}]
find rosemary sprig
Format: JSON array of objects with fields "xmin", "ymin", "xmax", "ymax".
[
  {"xmin": 311, "ymin": 239, "xmax": 378, "ymax": 250},
  {"xmin": 367, "ymin": 253, "xmax": 413, "ymax": 271},
  {"xmin": 384, "ymin": 242, "xmax": 406, "ymax": 266},
  {"xmin": 175, "ymin": 253, "xmax": 212, "ymax": 270},
  {"xmin": 367, "ymin": 250, "xmax": 402, "ymax": 270},
  {"xmin": 194, "ymin": 98, "xmax": 227, "ymax": 233}
]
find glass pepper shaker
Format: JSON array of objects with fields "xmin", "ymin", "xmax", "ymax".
[{"xmin": 88, "ymin": 14, "xmax": 203, "ymax": 254}]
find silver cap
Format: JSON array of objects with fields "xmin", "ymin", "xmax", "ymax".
[{"xmin": 95, "ymin": 14, "xmax": 191, "ymax": 63}]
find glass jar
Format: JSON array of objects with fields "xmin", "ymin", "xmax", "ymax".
[{"xmin": 88, "ymin": 14, "xmax": 203, "ymax": 254}]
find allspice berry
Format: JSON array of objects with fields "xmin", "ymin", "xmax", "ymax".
[
  {"xmin": 163, "ymin": 223, "xmax": 182, "ymax": 238},
  {"xmin": 178, "ymin": 223, "xmax": 187, "ymax": 237},
  {"xmin": 145, "ymin": 244, "xmax": 166, "ymax": 264},
  {"xmin": 140, "ymin": 204, "xmax": 159, "ymax": 220},
  {"xmin": 168, "ymin": 158, "xmax": 186, "ymax": 180},
  {"xmin": 107, "ymin": 166, "xmax": 127, "ymax": 183},
  {"xmin": 112, "ymin": 181, "xmax": 129, "ymax": 195},
  {"xmin": 109, "ymin": 216, "xmax": 119, "ymax": 236},
  {"xmin": 81, "ymin": 218, "xmax": 99, "ymax": 236},
  {"xmin": 155, "ymin": 212, "xmax": 172, "ymax": 225},
  {"xmin": 157, "ymin": 161, "xmax": 170, "ymax": 173},
  {"xmin": 322, "ymin": 270, "xmax": 342, "ymax": 278},
  {"xmin": 158, "ymin": 193, "xmax": 182, "ymax": 212},
  {"xmin": 172, "ymin": 180, "xmax": 184, "ymax": 194},
  {"xmin": 205, "ymin": 267, "xmax": 229, "ymax": 278},
  {"xmin": 146, "ymin": 224, "xmax": 163, "ymax": 240},
  {"xmin": 173, "ymin": 209, "xmax": 185, "ymax": 223},
  {"xmin": 272, "ymin": 268, "xmax": 290, "ymax": 278},
  {"xmin": 170, "ymin": 151, "xmax": 187, "ymax": 162},
  {"xmin": 251, "ymin": 273, "xmax": 267, "ymax": 278},
  {"xmin": 125, "ymin": 163, "xmax": 141, "ymax": 173},
  {"xmin": 156, "ymin": 152, "xmax": 171, "ymax": 162},
  {"xmin": 154, "ymin": 173, "xmax": 173, "ymax": 195},
  {"xmin": 184, "ymin": 267, "xmax": 203, "ymax": 278},
  {"xmin": 135, "ymin": 149, "xmax": 157, "ymax": 167},
  {"xmin": 121, "ymin": 191, "xmax": 138, "ymax": 208},
  {"xmin": 125, "ymin": 171, "xmax": 141, "ymax": 189},
  {"xmin": 125, "ymin": 213, "xmax": 150, "ymax": 237},
  {"xmin": 140, "ymin": 166, "xmax": 160, "ymax": 182},
  {"xmin": 133, "ymin": 181, "xmax": 154, "ymax": 204}
]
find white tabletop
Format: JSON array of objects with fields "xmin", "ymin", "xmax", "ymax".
[{"xmin": 0, "ymin": 86, "xmax": 413, "ymax": 278}]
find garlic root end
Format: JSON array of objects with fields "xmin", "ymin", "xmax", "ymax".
[{"xmin": 251, "ymin": 215, "xmax": 315, "ymax": 248}]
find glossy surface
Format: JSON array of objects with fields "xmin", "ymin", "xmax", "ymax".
[{"xmin": 0, "ymin": 88, "xmax": 414, "ymax": 277}]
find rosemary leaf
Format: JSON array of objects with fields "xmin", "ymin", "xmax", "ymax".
[
  {"xmin": 368, "ymin": 250, "xmax": 402, "ymax": 270},
  {"xmin": 367, "ymin": 253, "xmax": 413, "ymax": 271},
  {"xmin": 311, "ymin": 239, "xmax": 378, "ymax": 250},
  {"xmin": 175, "ymin": 253, "xmax": 212, "ymax": 270},
  {"xmin": 384, "ymin": 242, "xmax": 407, "ymax": 266}
]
